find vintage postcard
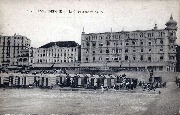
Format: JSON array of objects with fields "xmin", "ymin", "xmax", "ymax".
[{"xmin": 0, "ymin": 0, "xmax": 180, "ymax": 114}]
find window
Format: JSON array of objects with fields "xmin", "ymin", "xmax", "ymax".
[
  {"xmin": 149, "ymin": 49, "xmax": 151, "ymax": 52},
  {"xmin": 86, "ymin": 58, "xmax": 88, "ymax": 61},
  {"xmin": 99, "ymin": 57, "xmax": 102, "ymax": 60},
  {"xmin": 92, "ymin": 42, "xmax": 96, "ymax": 47},
  {"xmin": 148, "ymin": 56, "xmax": 151, "ymax": 61},
  {"xmin": 133, "ymin": 56, "xmax": 136, "ymax": 60},
  {"xmin": 125, "ymin": 49, "xmax": 128, "ymax": 53},
  {"xmin": 160, "ymin": 40, "xmax": 163, "ymax": 44},
  {"xmin": 126, "ymin": 42, "xmax": 129, "ymax": 46},
  {"xmin": 140, "ymin": 33, "xmax": 144, "ymax": 37},
  {"xmin": 140, "ymin": 55, "xmax": 143, "ymax": 61},
  {"xmin": 114, "ymin": 57, "xmax": 118, "ymax": 61},
  {"xmin": 93, "ymin": 51, "xmax": 95, "ymax": 54},
  {"xmin": 86, "ymin": 42, "xmax": 90, "ymax": 46},
  {"xmin": 141, "ymin": 49, "xmax": 143, "ymax": 52},
  {"xmin": 159, "ymin": 32, "xmax": 163, "ymax": 37},
  {"xmin": 100, "ymin": 50, "xmax": 102, "ymax": 53},
  {"xmin": 160, "ymin": 55, "xmax": 164, "ymax": 60},
  {"xmin": 148, "ymin": 33, "xmax": 153, "ymax": 37},
  {"xmin": 140, "ymin": 41, "xmax": 143, "ymax": 45},
  {"xmin": 125, "ymin": 56, "xmax": 128, "ymax": 60},
  {"xmin": 133, "ymin": 49, "xmax": 136, "ymax": 52},
  {"xmin": 160, "ymin": 46, "xmax": 163, "ymax": 51},
  {"xmin": 132, "ymin": 41, "xmax": 135, "ymax": 45},
  {"xmin": 112, "ymin": 49, "xmax": 115, "ymax": 53},
  {"xmin": 149, "ymin": 42, "xmax": 151, "ymax": 46},
  {"xmin": 106, "ymin": 57, "xmax": 109, "ymax": 60},
  {"xmin": 93, "ymin": 57, "xmax": 95, "ymax": 61},
  {"xmin": 99, "ymin": 43, "xmax": 103, "ymax": 46},
  {"xmin": 106, "ymin": 41, "xmax": 110, "ymax": 46},
  {"xmin": 106, "ymin": 49, "xmax": 109, "ymax": 53}
]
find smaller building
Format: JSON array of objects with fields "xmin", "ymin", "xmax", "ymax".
[
  {"xmin": 17, "ymin": 47, "xmax": 35, "ymax": 70},
  {"xmin": 32, "ymin": 41, "xmax": 81, "ymax": 69}
]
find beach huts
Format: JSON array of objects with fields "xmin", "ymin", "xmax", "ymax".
[{"xmin": 0, "ymin": 73, "xmax": 139, "ymax": 89}]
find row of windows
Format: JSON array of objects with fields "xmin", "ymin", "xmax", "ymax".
[
  {"xmin": 37, "ymin": 53, "xmax": 76, "ymax": 57},
  {"xmin": 87, "ymin": 47, "xmax": 163, "ymax": 54},
  {"xmin": 37, "ymin": 58, "xmax": 76, "ymax": 63},
  {"xmin": 37, "ymin": 48, "xmax": 77, "ymax": 53},
  {"xmin": 85, "ymin": 32, "xmax": 165, "ymax": 41},
  {"xmin": 84, "ymin": 40, "xmax": 163, "ymax": 47},
  {"xmin": 85, "ymin": 55, "xmax": 164, "ymax": 61}
]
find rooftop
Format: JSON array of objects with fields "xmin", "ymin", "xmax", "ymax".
[{"xmin": 39, "ymin": 41, "xmax": 79, "ymax": 48}]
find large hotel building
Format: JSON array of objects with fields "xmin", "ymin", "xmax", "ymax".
[
  {"xmin": 81, "ymin": 16, "xmax": 177, "ymax": 72},
  {"xmin": 0, "ymin": 34, "xmax": 31, "ymax": 69}
]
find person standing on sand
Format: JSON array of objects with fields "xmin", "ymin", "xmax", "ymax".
[
  {"xmin": 158, "ymin": 91, "xmax": 161, "ymax": 94},
  {"xmin": 101, "ymin": 84, "xmax": 104, "ymax": 92}
]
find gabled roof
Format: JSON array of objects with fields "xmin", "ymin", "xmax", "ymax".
[{"xmin": 39, "ymin": 41, "xmax": 79, "ymax": 48}]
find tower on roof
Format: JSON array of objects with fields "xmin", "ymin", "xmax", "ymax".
[
  {"xmin": 165, "ymin": 14, "xmax": 177, "ymax": 31},
  {"xmin": 154, "ymin": 24, "xmax": 158, "ymax": 30},
  {"xmin": 82, "ymin": 27, "xmax": 85, "ymax": 34}
]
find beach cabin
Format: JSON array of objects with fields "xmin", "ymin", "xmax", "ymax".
[
  {"xmin": 56, "ymin": 74, "xmax": 66, "ymax": 86},
  {"xmin": 93, "ymin": 75, "xmax": 100, "ymax": 87},
  {"xmin": 85, "ymin": 74, "xmax": 91, "ymax": 88},
  {"xmin": 103, "ymin": 75, "xmax": 112, "ymax": 88},
  {"xmin": 39, "ymin": 74, "xmax": 56, "ymax": 88},
  {"xmin": 75, "ymin": 74, "xmax": 84, "ymax": 88},
  {"xmin": 63, "ymin": 74, "xmax": 71, "ymax": 87},
  {"xmin": 0, "ymin": 73, "xmax": 9, "ymax": 87},
  {"xmin": 8, "ymin": 74, "xmax": 15, "ymax": 87},
  {"xmin": 23, "ymin": 74, "xmax": 35, "ymax": 87},
  {"xmin": 78, "ymin": 74, "xmax": 90, "ymax": 88},
  {"xmin": 13, "ymin": 73, "xmax": 23, "ymax": 87},
  {"xmin": 97, "ymin": 75, "xmax": 105, "ymax": 88},
  {"xmin": 109, "ymin": 74, "xmax": 116, "ymax": 88}
]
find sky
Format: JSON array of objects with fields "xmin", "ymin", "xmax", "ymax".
[{"xmin": 0, "ymin": 0, "xmax": 179, "ymax": 48}]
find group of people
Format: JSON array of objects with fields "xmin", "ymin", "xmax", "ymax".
[{"xmin": 112, "ymin": 74, "xmax": 138, "ymax": 90}]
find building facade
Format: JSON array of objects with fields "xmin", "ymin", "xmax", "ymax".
[
  {"xmin": 0, "ymin": 34, "xmax": 31, "ymax": 69},
  {"xmin": 176, "ymin": 45, "xmax": 180, "ymax": 72},
  {"xmin": 33, "ymin": 41, "xmax": 81, "ymax": 66},
  {"xmin": 17, "ymin": 47, "xmax": 35, "ymax": 67},
  {"xmin": 81, "ymin": 16, "xmax": 177, "ymax": 72}
]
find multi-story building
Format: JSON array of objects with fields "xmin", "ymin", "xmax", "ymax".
[
  {"xmin": 33, "ymin": 41, "xmax": 81, "ymax": 68},
  {"xmin": 81, "ymin": 15, "xmax": 177, "ymax": 72},
  {"xmin": 0, "ymin": 34, "xmax": 31, "ymax": 69},
  {"xmin": 176, "ymin": 45, "xmax": 180, "ymax": 72},
  {"xmin": 17, "ymin": 47, "xmax": 35, "ymax": 68}
]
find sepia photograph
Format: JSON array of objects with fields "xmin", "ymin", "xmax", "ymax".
[{"xmin": 0, "ymin": 0, "xmax": 180, "ymax": 114}]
